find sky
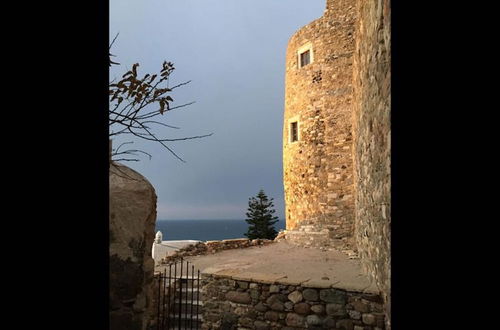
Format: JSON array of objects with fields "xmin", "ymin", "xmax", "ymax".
[{"xmin": 110, "ymin": 0, "xmax": 326, "ymax": 220}]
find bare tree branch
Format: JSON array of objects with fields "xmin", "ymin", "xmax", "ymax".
[
  {"xmin": 110, "ymin": 32, "xmax": 120, "ymax": 50},
  {"xmin": 109, "ymin": 44, "xmax": 212, "ymax": 163}
]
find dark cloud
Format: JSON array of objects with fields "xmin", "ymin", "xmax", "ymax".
[{"xmin": 110, "ymin": 0, "xmax": 325, "ymax": 219}]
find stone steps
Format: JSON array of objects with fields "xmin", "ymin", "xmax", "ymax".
[{"xmin": 167, "ymin": 313, "xmax": 203, "ymax": 328}]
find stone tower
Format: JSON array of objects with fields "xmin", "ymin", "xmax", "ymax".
[{"xmin": 283, "ymin": 0, "xmax": 357, "ymax": 249}]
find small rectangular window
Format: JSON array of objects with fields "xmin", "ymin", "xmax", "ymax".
[
  {"xmin": 290, "ymin": 121, "xmax": 298, "ymax": 142},
  {"xmin": 300, "ymin": 50, "xmax": 311, "ymax": 67}
]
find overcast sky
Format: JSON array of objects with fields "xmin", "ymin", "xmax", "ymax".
[{"xmin": 110, "ymin": 0, "xmax": 325, "ymax": 220}]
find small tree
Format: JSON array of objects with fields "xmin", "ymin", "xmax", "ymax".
[{"xmin": 244, "ymin": 190, "xmax": 279, "ymax": 240}]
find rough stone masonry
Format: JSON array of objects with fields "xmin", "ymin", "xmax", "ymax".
[
  {"xmin": 283, "ymin": 0, "xmax": 391, "ymax": 328},
  {"xmin": 283, "ymin": 0, "xmax": 357, "ymax": 249},
  {"xmin": 201, "ymin": 274, "xmax": 385, "ymax": 330},
  {"xmin": 352, "ymin": 0, "xmax": 391, "ymax": 328}
]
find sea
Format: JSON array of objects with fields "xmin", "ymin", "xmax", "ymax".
[{"xmin": 155, "ymin": 219, "xmax": 286, "ymax": 241}]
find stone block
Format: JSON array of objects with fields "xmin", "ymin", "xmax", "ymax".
[
  {"xmin": 226, "ymin": 291, "xmax": 252, "ymax": 304},
  {"xmin": 336, "ymin": 319, "xmax": 354, "ymax": 330},
  {"xmin": 286, "ymin": 313, "xmax": 305, "ymax": 327},
  {"xmin": 362, "ymin": 313, "xmax": 375, "ymax": 325},
  {"xmin": 326, "ymin": 303, "xmax": 347, "ymax": 317},
  {"xmin": 255, "ymin": 302, "xmax": 268, "ymax": 312},
  {"xmin": 254, "ymin": 320, "xmax": 269, "ymax": 330},
  {"xmin": 306, "ymin": 314, "xmax": 322, "ymax": 326},
  {"xmin": 302, "ymin": 288, "xmax": 319, "ymax": 301},
  {"xmin": 311, "ymin": 304, "xmax": 325, "ymax": 314},
  {"xmin": 320, "ymin": 289, "xmax": 347, "ymax": 304},
  {"xmin": 264, "ymin": 311, "xmax": 279, "ymax": 322},
  {"xmin": 293, "ymin": 302, "xmax": 311, "ymax": 315},
  {"xmin": 288, "ymin": 291, "xmax": 303, "ymax": 304},
  {"xmin": 269, "ymin": 285, "xmax": 280, "ymax": 293},
  {"xmin": 348, "ymin": 310, "xmax": 361, "ymax": 319}
]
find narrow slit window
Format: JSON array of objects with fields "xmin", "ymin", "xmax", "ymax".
[
  {"xmin": 300, "ymin": 50, "xmax": 311, "ymax": 67},
  {"xmin": 290, "ymin": 121, "xmax": 298, "ymax": 142}
]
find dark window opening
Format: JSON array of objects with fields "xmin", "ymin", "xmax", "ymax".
[
  {"xmin": 300, "ymin": 50, "xmax": 311, "ymax": 67},
  {"xmin": 290, "ymin": 122, "xmax": 298, "ymax": 142}
]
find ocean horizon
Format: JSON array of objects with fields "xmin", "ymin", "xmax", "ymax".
[{"xmin": 155, "ymin": 219, "xmax": 286, "ymax": 241}]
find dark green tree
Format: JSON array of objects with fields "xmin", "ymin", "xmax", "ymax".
[{"xmin": 244, "ymin": 190, "xmax": 279, "ymax": 239}]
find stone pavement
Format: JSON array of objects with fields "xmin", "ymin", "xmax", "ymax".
[{"xmin": 182, "ymin": 240, "xmax": 379, "ymax": 293}]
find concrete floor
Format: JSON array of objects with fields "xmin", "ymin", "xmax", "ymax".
[{"xmin": 174, "ymin": 241, "xmax": 379, "ymax": 293}]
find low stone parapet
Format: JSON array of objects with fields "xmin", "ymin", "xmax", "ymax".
[
  {"xmin": 159, "ymin": 238, "xmax": 275, "ymax": 265},
  {"xmin": 201, "ymin": 273, "xmax": 385, "ymax": 329}
]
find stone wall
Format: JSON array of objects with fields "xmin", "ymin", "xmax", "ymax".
[
  {"xmin": 158, "ymin": 238, "xmax": 275, "ymax": 266},
  {"xmin": 202, "ymin": 274, "xmax": 385, "ymax": 330},
  {"xmin": 110, "ymin": 162, "xmax": 157, "ymax": 330},
  {"xmin": 283, "ymin": 0, "xmax": 357, "ymax": 247},
  {"xmin": 352, "ymin": 0, "xmax": 391, "ymax": 328}
]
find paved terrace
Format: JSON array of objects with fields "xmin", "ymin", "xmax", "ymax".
[{"xmin": 176, "ymin": 240, "xmax": 379, "ymax": 293}]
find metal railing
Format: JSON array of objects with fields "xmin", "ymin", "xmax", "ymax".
[{"xmin": 155, "ymin": 258, "xmax": 201, "ymax": 330}]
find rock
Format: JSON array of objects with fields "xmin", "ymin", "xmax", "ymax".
[
  {"xmin": 311, "ymin": 304, "xmax": 325, "ymax": 314},
  {"xmin": 336, "ymin": 319, "xmax": 354, "ymax": 330},
  {"xmin": 374, "ymin": 313, "xmax": 385, "ymax": 328},
  {"xmin": 302, "ymin": 288, "xmax": 319, "ymax": 301},
  {"xmin": 320, "ymin": 289, "xmax": 347, "ymax": 304},
  {"xmin": 270, "ymin": 301, "xmax": 285, "ymax": 311},
  {"xmin": 354, "ymin": 326, "xmax": 365, "ymax": 330},
  {"xmin": 371, "ymin": 302, "xmax": 383, "ymax": 313},
  {"xmin": 326, "ymin": 303, "xmax": 347, "ymax": 317},
  {"xmin": 352, "ymin": 300, "xmax": 370, "ymax": 313},
  {"xmin": 254, "ymin": 320, "xmax": 269, "ymax": 330},
  {"xmin": 306, "ymin": 314, "xmax": 322, "ymax": 326},
  {"xmin": 245, "ymin": 309, "xmax": 257, "ymax": 319},
  {"xmin": 226, "ymin": 291, "xmax": 252, "ymax": 304},
  {"xmin": 293, "ymin": 302, "xmax": 311, "ymax": 315},
  {"xmin": 286, "ymin": 313, "xmax": 305, "ymax": 327},
  {"xmin": 234, "ymin": 307, "xmax": 249, "ymax": 316},
  {"xmin": 249, "ymin": 283, "xmax": 259, "ymax": 289},
  {"xmin": 362, "ymin": 313, "xmax": 376, "ymax": 325},
  {"xmin": 221, "ymin": 312, "xmax": 239, "ymax": 330},
  {"xmin": 269, "ymin": 285, "xmax": 280, "ymax": 293},
  {"xmin": 323, "ymin": 316, "xmax": 336, "ymax": 328},
  {"xmin": 266, "ymin": 294, "xmax": 287, "ymax": 306},
  {"xmin": 250, "ymin": 289, "xmax": 260, "ymax": 300},
  {"xmin": 237, "ymin": 281, "xmax": 249, "ymax": 289},
  {"xmin": 348, "ymin": 310, "xmax": 361, "ymax": 319},
  {"xmin": 284, "ymin": 301, "xmax": 294, "ymax": 311},
  {"xmin": 255, "ymin": 302, "xmax": 268, "ymax": 312},
  {"xmin": 288, "ymin": 291, "xmax": 303, "ymax": 304},
  {"xmin": 265, "ymin": 311, "xmax": 279, "ymax": 322},
  {"xmin": 109, "ymin": 163, "xmax": 157, "ymax": 330},
  {"xmin": 240, "ymin": 317, "xmax": 254, "ymax": 328}
]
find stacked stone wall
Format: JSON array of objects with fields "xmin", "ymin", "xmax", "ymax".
[
  {"xmin": 352, "ymin": 0, "xmax": 391, "ymax": 328},
  {"xmin": 201, "ymin": 274, "xmax": 385, "ymax": 330},
  {"xmin": 158, "ymin": 238, "xmax": 275, "ymax": 266},
  {"xmin": 283, "ymin": 0, "xmax": 357, "ymax": 245}
]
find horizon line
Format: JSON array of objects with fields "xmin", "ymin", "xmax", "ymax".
[{"xmin": 157, "ymin": 218, "xmax": 286, "ymax": 221}]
